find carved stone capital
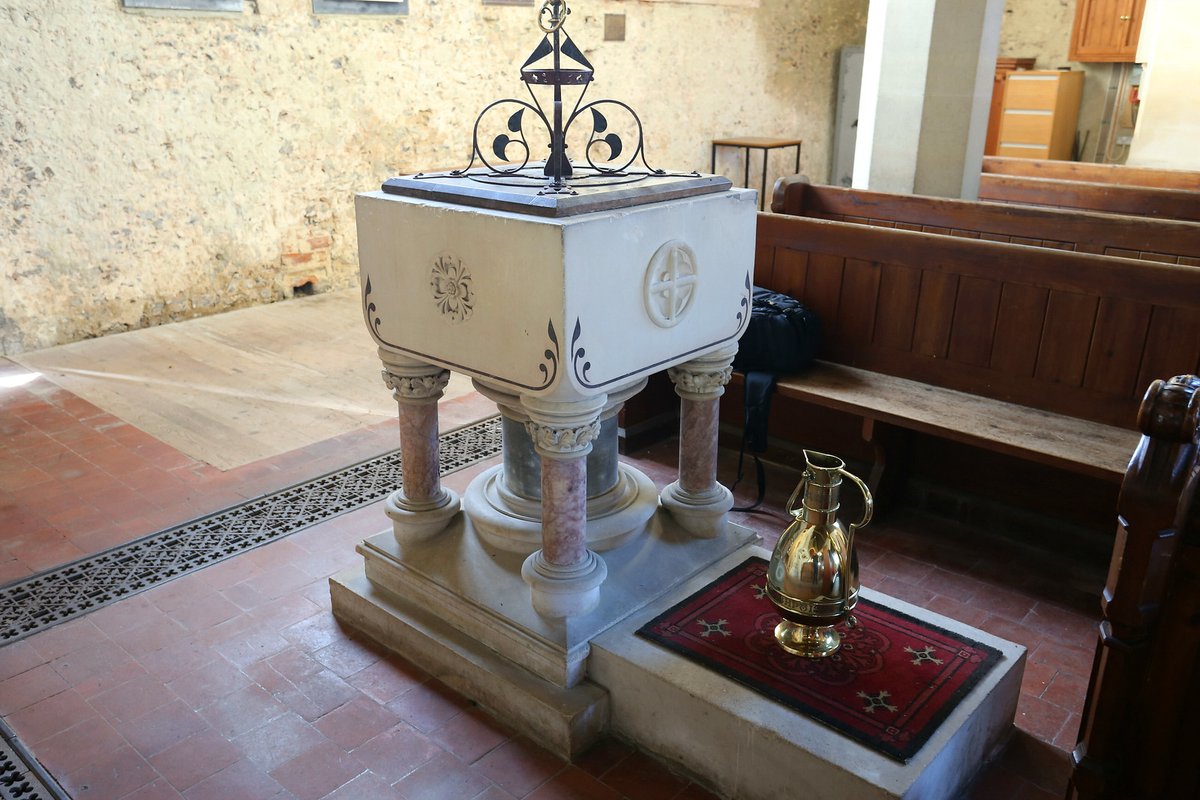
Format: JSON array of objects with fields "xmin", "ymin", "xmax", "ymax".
[
  {"xmin": 382, "ymin": 369, "xmax": 450, "ymax": 403},
  {"xmin": 525, "ymin": 418, "xmax": 601, "ymax": 459},
  {"xmin": 667, "ymin": 364, "xmax": 733, "ymax": 400}
]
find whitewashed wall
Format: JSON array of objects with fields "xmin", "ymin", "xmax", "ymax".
[{"xmin": 0, "ymin": 0, "xmax": 867, "ymax": 353}]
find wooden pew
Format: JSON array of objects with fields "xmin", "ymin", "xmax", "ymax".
[
  {"xmin": 983, "ymin": 156, "xmax": 1200, "ymax": 191},
  {"xmin": 1068, "ymin": 374, "xmax": 1200, "ymax": 800},
  {"xmin": 747, "ymin": 210, "xmax": 1200, "ymax": 498},
  {"xmin": 977, "ymin": 174, "xmax": 1200, "ymax": 223},
  {"xmin": 771, "ymin": 177, "xmax": 1200, "ymax": 265},
  {"xmin": 978, "ymin": 156, "xmax": 1200, "ymax": 222}
]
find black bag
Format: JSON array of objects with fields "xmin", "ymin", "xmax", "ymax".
[
  {"xmin": 732, "ymin": 288, "xmax": 822, "ymax": 375},
  {"xmin": 730, "ymin": 287, "xmax": 821, "ymax": 511}
]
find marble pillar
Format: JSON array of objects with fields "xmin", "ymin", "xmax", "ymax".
[
  {"xmin": 520, "ymin": 396, "xmax": 609, "ymax": 618},
  {"xmin": 660, "ymin": 344, "xmax": 737, "ymax": 538},
  {"xmin": 464, "ymin": 378, "xmax": 656, "ymax": 555},
  {"xmin": 379, "ymin": 349, "xmax": 461, "ymax": 542}
]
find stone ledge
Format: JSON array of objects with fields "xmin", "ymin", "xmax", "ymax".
[
  {"xmin": 589, "ymin": 545, "xmax": 1026, "ymax": 800},
  {"xmin": 330, "ymin": 566, "xmax": 610, "ymax": 759}
]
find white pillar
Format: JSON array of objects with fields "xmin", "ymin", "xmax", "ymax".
[
  {"xmin": 1128, "ymin": 0, "xmax": 1200, "ymax": 170},
  {"xmin": 853, "ymin": 0, "xmax": 1004, "ymax": 199}
]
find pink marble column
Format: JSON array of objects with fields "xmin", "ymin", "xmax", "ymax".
[
  {"xmin": 379, "ymin": 353, "xmax": 461, "ymax": 542},
  {"xmin": 659, "ymin": 344, "xmax": 737, "ymax": 538},
  {"xmin": 540, "ymin": 456, "xmax": 588, "ymax": 567},
  {"xmin": 519, "ymin": 399, "xmax": 608, "ymax": 618},
  {"xmin": 679, "ymin": 396, "xmax": 721, "ymax": 495},
  {"xmin": 397, "ymin": 401, "xmax": 440, "ymax": 505}
]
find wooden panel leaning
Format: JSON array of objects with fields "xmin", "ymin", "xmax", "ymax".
[
  {"xmin": 751, "ymin": 208, "xmax": 1200, "ymax": 494},
  {"xmin": 1067, "ymin": 374, "xmax": 1200, "ymax": 800},
  {"xmin": 770, "ymin": 176, "xmax": 1200, "ymax": 265}
]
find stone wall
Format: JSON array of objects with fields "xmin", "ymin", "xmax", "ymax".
[{"xmin": 0, "ymin": 0, "xmax": 867, "ymax": 354}]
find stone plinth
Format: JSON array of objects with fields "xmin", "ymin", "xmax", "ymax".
[
  {"xmin": 331, "ymin": 514, "xmax": 757, "ymax": 756},
  {"xmin": 589, "ymin": 546, "xmax": 1025, "ymax": 800}
]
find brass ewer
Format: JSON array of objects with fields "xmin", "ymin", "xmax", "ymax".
[{"xmin": 766, "ymin": 450, "xmax": 873, "ymax": 658}]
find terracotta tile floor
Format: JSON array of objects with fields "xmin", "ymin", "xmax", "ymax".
[{"xmin": 0, "ymin": 358, "xmax": 1100, "ymax": 799}]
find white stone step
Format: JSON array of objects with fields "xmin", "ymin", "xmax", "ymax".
[{"xmin": 589, "ymin": 546, "xmax": 1025, "ymax": 800}]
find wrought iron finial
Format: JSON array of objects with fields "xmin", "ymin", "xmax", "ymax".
[
  {"xmin": 538, "ymin": 0, "xmax": 568, "ymax": 34},
  {"xmin": 416, "ymin": 0, "xmax": 692, "ymax": 196}
]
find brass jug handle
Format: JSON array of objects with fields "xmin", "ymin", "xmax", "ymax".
[
  {"xmin": 784, "ymin": 471, "xmax": 810, "ymax": 519},
  {"xmin": 840, "ymin": 468, "xmax": 874, "ymax": 534}
]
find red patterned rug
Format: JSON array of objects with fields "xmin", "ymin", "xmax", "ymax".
[{"xmin": 636, "ymin": 557, "xmax": 1003, "ymax": 762}]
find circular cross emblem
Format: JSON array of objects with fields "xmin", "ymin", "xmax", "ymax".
[{"xmin": 643, "ymin": 240, "xmax": 698, "ymax": 328}]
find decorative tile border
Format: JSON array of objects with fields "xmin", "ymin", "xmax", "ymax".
[
  {"xmin": 0, "ymin": 719, "xmax": 65, "ymax": 800},
  {"xmin": 0, "ymin": 416, "xmax": 501, "ymax": 644}
]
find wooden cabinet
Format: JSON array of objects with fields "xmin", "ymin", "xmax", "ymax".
[
  {"xmin": 1069, "ymin": 0, "xmax": 1145, "ymax": 62},
  {"xmin": 985, "ymin": 57, "xmax": 1037, "ymax": 156},
  {"xmin": 995, "ymin": 70, "xmax": 1085, "ymax": 161}
]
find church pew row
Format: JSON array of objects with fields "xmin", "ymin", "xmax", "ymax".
[
  {"xmin": 977, "ymin": 156, "xmax": 1200, "ymax": 223},
  {"xmin": 770, "ymin": 176, "xmax": 1200, "ymax": 266},
  {"xmin": 982, "ymin": 155, "xmax": 1200, "ymax": 191},
  {"xmin": 733, "ymin": 206, "xmax": 1200, "ymax": 504},
  {"xmin": 977, "ymin": 174, "xmax": 1200, "ymax": 223}
]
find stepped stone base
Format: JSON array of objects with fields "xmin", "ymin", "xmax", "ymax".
[
  {"xmin": 589, "ymin": 546, "xmax": 1026, "ymax": 800},
  {"xmin": 332, "ymin": 522, "xmax": 1023, "ymax": 795},
  {"xmin": 330, "ymin": 509, "xmax": 758, "ymax": 757}
]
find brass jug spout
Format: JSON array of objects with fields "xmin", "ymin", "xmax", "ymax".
[{"xmin": 766, "ymin": 450, "xmax": 873, "ymax": 658}]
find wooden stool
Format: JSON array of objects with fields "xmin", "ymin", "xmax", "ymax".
[{"xmin": 711, "ymin": 137, "xmax": 803, "ymax": 210}]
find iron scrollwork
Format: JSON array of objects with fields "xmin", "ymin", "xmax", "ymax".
[{"xmin": 415, "ymin": 0, "xmax": 696, "ymax": 196}]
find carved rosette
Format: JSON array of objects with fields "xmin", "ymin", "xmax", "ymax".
[
  {"xmin": 668, "ymin": 364, "xmax": 733, "ymax": 400},
  {"xmin": 431, "ymin": 253, "xmax": 474, "ymax": 323},
  {"xmin": 525, "ymin": 418, "xmax": 601, "ymax": 458},
  {"xmin": 382, "ymin": 369, "xmax": 451, "ymax": 403}
]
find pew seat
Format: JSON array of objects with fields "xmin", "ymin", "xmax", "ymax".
[{"xmin": 769, "ymin": 362, "xmax": 1138, "ymax": 485}]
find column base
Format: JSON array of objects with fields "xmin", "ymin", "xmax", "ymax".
[
  {"xmin": 385, "ymin": 488, "xmax": 462, "ymax": 543},
  {"xmin": 659, "ymin": 481, "xmax": 734, "ymax": 539},
  {"xmin": 464, "ymin": 464, "xmax": 658, "ymax": 555},
  {"xmin": 522, "ymin": 550, "xmax": 608, "ymax": 619}
]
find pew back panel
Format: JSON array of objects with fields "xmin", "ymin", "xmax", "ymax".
[
  {"xmin": 983, "ymin": 156, "xmax": 1200, "ymax": 191},
  {"xmin": 977, "ymin": 173, "xmax": 1200, "ymax": 223},
  {"xmin": 770, "ymin": 177, "xmax": 1200, "ymax": 265},
  {"xmin": 755, "ymin": 212, "xmax": 1200, "ymax": 434}
]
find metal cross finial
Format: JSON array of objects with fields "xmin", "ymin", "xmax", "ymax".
[
  {"xmin": 538, "ymin": 0, "xmax": 568, "ymax": 34},
  {"xmin": 412, "ymin": 0, "xmax": 693, "ymax": 196}
]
